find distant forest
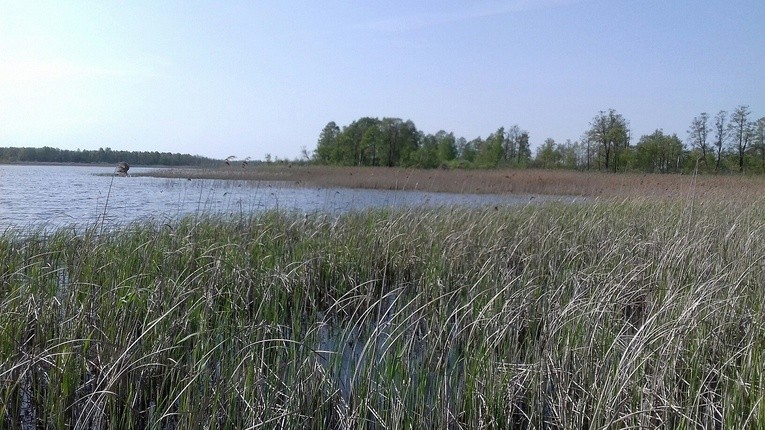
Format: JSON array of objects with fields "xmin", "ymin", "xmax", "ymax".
[
  {"xmin": 0, "ymin": 146, "xmax": 219, "ymax": 167},
  {"xmin": 315, "ymin": 106, "xmax": 765, "ymax": 174}
]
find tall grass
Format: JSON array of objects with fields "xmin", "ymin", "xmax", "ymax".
[
  {"xmin": 1, "ymin": 199, "xmax": 764, "ymax": 428},
  {"xmin": 139, "ymin": 164, "xmax": 765, "ymax": 200}
]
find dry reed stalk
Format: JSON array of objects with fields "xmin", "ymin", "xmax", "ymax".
[{"xmin": 138, "ymin": 165, "xmax": 765, "ymax": 201}]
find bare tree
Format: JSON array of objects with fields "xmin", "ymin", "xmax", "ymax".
[
  {"xmin": 687, "ymin": 112, "xmax": 710, "ymax": 166},
  {"xmin": 713, "ymin": 110, "xmax": 727, "ymax": 171},
  {"xmin": 728, "ymin": 105, "xmax": 753, "ymax": 172}
]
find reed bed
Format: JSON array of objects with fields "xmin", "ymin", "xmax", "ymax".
[
  {"xmin": 1, "ymin": 199, "xmax": 765, "ymax": 428},
  {"xmin": 139, "ymin": 165, "xmax": 765, "ymax": 200}
]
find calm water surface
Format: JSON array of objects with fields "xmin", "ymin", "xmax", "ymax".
[{"xmin": 0, "ymin": 165, "xmax": 576, "ymax": 230}]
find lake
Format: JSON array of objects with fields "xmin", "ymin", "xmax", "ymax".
[{"xmin": 0, "ymin": 165, "xmax": 577, "ymax": 230}]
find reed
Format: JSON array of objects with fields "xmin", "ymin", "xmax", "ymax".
[
  {"xmin": 138, "ymin": 164, "xmax": 765, "ymax": 200},
  {"xmin": 1, "ymin": 198, "xmax": 764, "ymax": 428}
]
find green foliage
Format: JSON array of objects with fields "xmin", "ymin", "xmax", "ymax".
[
  {"xmin": 315, "ymin": 106, "xmax": 765, "ymax": 175},
  {"xmin": 411, "ymin": 133, "xmax": 440, "ymax": 168},
  {"xmin": 435, "ymin": 130, "xmax": 457, "ymax": 163},
  {"xmin": 534, "ymin": 138, "xmax": 563, "ymax": 168},
  {"xmin": 313, "ymin": 117, "xmax": 529, "ymax": 169},
  {"xmin": 728, "ymin": 105, "xmax": 754, "ymax": 172},
  {"xmin": 634, "ymin": 130, "xmax": 685, "ymax": 173},
  {"xmin": 0, "ymin": 146, "xmax": 218, "ymax": 166},
  {"xmin": 687, "ymin": 112, "xmax": 712, "ymax": 170},
  {"xmin": 475, "ymin": 127, "xmax": 505, "ymax": 167},
  {"xmin": 587, "ymin": 109, "xmax": 630, "ymax": 172},
  {"xmin": 314, "ymin": 121, "xmax": 340, "ymax": 164}
]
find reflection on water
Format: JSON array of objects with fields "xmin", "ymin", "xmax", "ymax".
[{"xmin": 0, "ymin": 165, "xmax": 577, "ymax": 230}]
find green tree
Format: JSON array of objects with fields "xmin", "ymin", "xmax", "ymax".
[
  {"xmin": 315, "ymin": 121, "xmax": 341, "ymax": 163},
  {"xmin": 461, "ymin": 138, "xmax": 479, "ymax": 163},
  {"xmin": 345, "ymin": 117, "xmax": 381, "ymax": 165},
  {"xmin": 755, "ymin": 117, "xmax": 765, "ymax": 172},
  {"xmin": 435, "ymin": 130, "xmax": 457, "ymax": 163},
  {"xmin": 587, "ymin": 109, "xmax": 630, "ymax": 172},
  {"xmin": 687, "ymin": 112, "xmax": 711, "ymax": 168},
  {"xmin": 558, "ymin": 139, "xmax": 587, "ymax": 170},
  {"xmin": 728, "ymin": 105, "xmax": 753, "ymax": 172},
  {"xmin": 412, "ymin": 133, "xmax": 440, "ymax": 168},
  {"xmin": 499, "ymin": 125, "xmax": 531, "ymax": 165},
  {"xmin": 380, "ymin": 118, "xmax": 419, "ymax": 167},
  {"xmin": 635, "ymin": 130, "xmax": 685, "ymax": 173},
  {"xmin": 535, "ymin": 138, "xmax": 562, "ymax": 168},
  {"xmin": 360, "ymin": 125, "xmax": 383, "ymax": 166},
  {"xmin": 516, "ymin": 131, "xmax": 531, "ymax": 165},
  {"xmin": 713, "ymin": 110, "xmax": 728, "ymax": 171},
  {"xmin": 453, "ymin": 137, "xmax": 468, "ymax": 161},
  {"xmin": 476, "ymin": 128, "xmax": 504, "ymax": 167}
]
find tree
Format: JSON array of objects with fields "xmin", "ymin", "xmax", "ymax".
[
  {"xmin": 500, "ymin": 125, "xmax": 530, "ymax": 165},
  {"xmin": 535, "ymin": 138, "xmax": 562, "ymax": 168},
  {"xmin": 503, "ymin": 125, "xmax": 520, "ymax": 162},
  {"xmin": 634, "ymin": 130, "xmax": 685, "ymax": 173},
  {"xmin": 462, "ymin": 138, "xmax": 479, "ymax": 163},
  {"xmin": 582, "ymin": 133, "xmax": 593, "ymax": 170},
  {"xmin": 455, "ymin": 137, "xmax": 471, "ymax": 161},
  {"xmin": 687, "ymin": 112, "xmax": 711, "ymax": 167},
  {"xmin": 557, "ymin": 139, "xmax": 587, "ymax": 170},
  {"xmin": 412, "ymin": 133, "xmax": 440, "ymax": 168},
  {"xmin": 360, "ymin": 125, "xmax": 383, "ymax": 166},
  {"xmin": 336, "ymin": 132, "xmax": 357, "ymax": 166},
  {"xmin": 713, "ymin": 110, "xmax": 727, "ymax": 171},
  {"xmin": 379, "ymin": 118, "xmax": 403, "ymax": 167},
  {"xmin": 380, "ymin": 118, "xmax": 419, "ymax": 167},
  {"xmin": 516, "ymin": 131, "xmax": 531, "ymax": 165},
  {"xmin": 755, "ymin": 117, "xmax": 765, "ymax": 172},
  {"xmin": 435, "ymin": 130, "xmax": 457, "ymax": 163},
  {"xmin": 344, "ymin": 117, "xmax": 381, "ymax": 166},
  {"xmin": 586, "ymin": 109, "xmax": 630, "ymax": 172},
  {"xmin": 728, "ymin": 105, "xmax": 753, "ymax": 172},
  {"xmin": 314, "ymin": 121, "xmax": 341, "ymax": 163},
  {"xmin": 476, "ymin": 128, "xmax": 504, "ymax": 167}
]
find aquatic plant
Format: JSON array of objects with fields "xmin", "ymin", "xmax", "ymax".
[
  {"xmin": 1, "ymin": 199, "xmax": 764, "ymax": 428},
  {"xmin": 138, "ymin": 164, "xmax": 765, "ymax": 200}
]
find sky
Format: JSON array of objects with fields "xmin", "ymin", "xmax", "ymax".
[{"xmin": 0, "ymin": 0, "xmax": 763, "ymax": 160}]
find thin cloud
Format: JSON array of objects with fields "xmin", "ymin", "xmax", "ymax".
[{"xmin": 357, "ymin": 0, "xmax": 582, "ymax": 32}]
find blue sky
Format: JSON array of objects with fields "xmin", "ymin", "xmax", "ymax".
[{"xmin": 1, "ymin": 0, "xmax": 763, "ymax": 160}]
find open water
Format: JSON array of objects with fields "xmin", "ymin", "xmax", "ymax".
[{"xmin": 0, "ymin": 165, "xmax": 576, "ymax": 230}]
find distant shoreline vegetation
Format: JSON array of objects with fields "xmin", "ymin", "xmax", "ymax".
[
  {"xmin": 0, "ymin": 146, "xmax": 219, "ymax": 167},
  {"xmin": 4, "ymin": 104, "xmax": 763, "ymax": 174},
  {"xmin": 314, "ymin": 107, "xmax": 765, "ymax": 174}
]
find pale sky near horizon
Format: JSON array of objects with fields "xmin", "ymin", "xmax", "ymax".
[{"xmin": 1, "ymin": 1, "xmax": 763, "ymax": 160}]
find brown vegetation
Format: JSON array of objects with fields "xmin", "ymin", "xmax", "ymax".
[{"xmin": 138, "ymin": 165, "xmax": 765, "ymax": 200}]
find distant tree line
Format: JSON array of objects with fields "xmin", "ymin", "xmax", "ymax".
[
  {"xmin": 0, "ymin": 146, "xmax": 219, "ymax": 167},
  {"xmin": 314, "ymin": 117, "xmax": 532, "ymax": 169},
  {"xmin": 315, "ymin": 105, "xmax": 765, "ymax": 173}
]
